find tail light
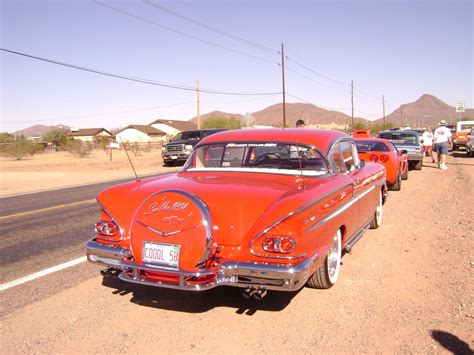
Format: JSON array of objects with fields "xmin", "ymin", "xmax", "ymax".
[
  {"xmin": 379, "ymin": 154, "xmax": 389, "ymax": 163},
  {"xmin": 95, "ymin": 221, "xmax": 119, "ymax": 236},
  {"xmin": 262, "ymin": 236, "xmax": 295, "ymax": 254},
  {"xmin": 369, "ymin": 154, "xmax": 378, "ymax": 162}
]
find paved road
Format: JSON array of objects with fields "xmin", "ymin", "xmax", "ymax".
[{"xmin": 0, "ymin": 174, "xmax": 164, "ymax": 217}]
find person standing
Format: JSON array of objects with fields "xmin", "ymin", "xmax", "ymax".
[
  {"xmin": 421, "ymin": 127, "xmax": 435, "ymax": 163},
  {"xmin": 433, "ymin": 120, "xmax": 452, "ymax": 170},
  {"xmin": 296, "ymin": 119, "xmax": 305, "ymax": 128}
]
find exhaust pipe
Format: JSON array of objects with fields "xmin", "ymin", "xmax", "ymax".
[
  {"xmin": 253, "ymin": 288, "xmax": 267, "ymax": 300},
  {"xmin": 242, "ymin": 287, "xmax": 255, "ymax": 299},
  {"xmin": 100, "ymin": 268, "xmax": 120, "ymax": 277}
]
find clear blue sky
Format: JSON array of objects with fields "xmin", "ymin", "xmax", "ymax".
[{"xmin": 1, "ymin": 0, "xmax": 473, "ymax": 132}]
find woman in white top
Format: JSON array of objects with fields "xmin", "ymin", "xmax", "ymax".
[{"xmin": 421, "ymin": 127, "xmax": 435, "ymax": 163}]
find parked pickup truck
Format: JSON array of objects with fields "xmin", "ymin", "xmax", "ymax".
[{"xmin": 162, "ymin": 129, "xmax": 226, "ymax": 166}]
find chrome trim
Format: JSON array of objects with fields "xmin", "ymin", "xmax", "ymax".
[
  {"xmin": 306, "ymin": 183, "xmax": 379, "ymax": 233},
  {"xmin": 85, "ymin": 239, "xmax": 319, "ymax": 292},
  {"xmin": 129, "ymin": 189, "xmax": 213, "ymax": 268},
  {"xmin": 137, "ymin": 220, "xmax": 197, "ymax": 237},
  {"xmin": 250, "ymin": 183, "xmax": 353, "ymax": 260}
]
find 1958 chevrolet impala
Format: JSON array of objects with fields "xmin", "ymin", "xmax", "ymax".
[{"xmin": 86, "ymin": 129, "xmax": 386, "ymax": 299}]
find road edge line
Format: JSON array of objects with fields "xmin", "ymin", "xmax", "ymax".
[{"xmin": 0, "ymin": 256, "xmax": 87, "ymax": 292}]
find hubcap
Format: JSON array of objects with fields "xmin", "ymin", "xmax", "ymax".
[{"xmin": 327, "ymin": 230, "xmax": 341, "ymax": 284}]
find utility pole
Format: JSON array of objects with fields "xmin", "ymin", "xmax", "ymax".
[
  {"xmin": 400, "ymin": 105, "xmax": 403, "ymax": 128},
  {"xmin": 382, "ymin": 95, "xmax": 386, "ymax": 129},
  {"xmin": 281, "ymin": 43, "xmax": 286, "ymax": 128},
  {"xmin": 351, "ymin": 80, "xmax": 354, "ymax": 129},
  {"xmin": 196, "ymin": 80, "xmax": 200, "ymax": 129}
]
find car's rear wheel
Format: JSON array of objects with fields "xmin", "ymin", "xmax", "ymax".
[
  {"xmin": 401, "ymin": 166, "xmax": 408, "ymax": 180},
  {"xmin": 370, "ymin": 190, "xmax": 383, "ymax": 229},
  {"xmin": 307, "ymin": 229, "xmax": 342, "ymax": 289},
  {"xmin": 414, "ymin": 159, "xmax": 423, "ymax": 170},
  {"xmin": 390, "ymin": 171, "xmax": 401, "ymax": 191}
]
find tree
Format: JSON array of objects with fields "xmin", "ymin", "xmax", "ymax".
[
  {"xmin": 42, "ymin": 128, "xmax": 69, "ymax": 150},
  {"xmin": 65, "ymin": 139, "xmax": 93, "ymax": 158},
  {"xmin": 202, "ymin": 116, "xmax": 241, "ymax": 130},
  {"xmin": 0, "ymin": 135, "xmax": 43, "ymax": 160}
]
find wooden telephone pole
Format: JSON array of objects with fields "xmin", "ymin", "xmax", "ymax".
[
  {"xmin": 382, "ymin": 95, "xmax": 386, "ymax": 129},
  {"xmin": 196, "ymin": 80, "xmax": 200, "ymax": 129},
  {"xmin": 281, "ymin": 43, "xmax": 286, "ymax": 128}
]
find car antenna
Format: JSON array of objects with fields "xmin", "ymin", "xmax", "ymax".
[{"xmin": 119, "ymin": 137, "xmax": 141, "ymax": 182}]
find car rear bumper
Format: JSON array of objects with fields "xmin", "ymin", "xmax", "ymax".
[{"xmin": 86, "ymin": 240, "xmax": 318, "ymax": 292}]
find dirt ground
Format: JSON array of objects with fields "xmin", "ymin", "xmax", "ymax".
[
  {"xmin": 1, "ymin": 152, "xmax": 473, "ymax": 354},
  {"xmin": 0, "ymin": 149, "xmax": 175, "ymax": 196}
]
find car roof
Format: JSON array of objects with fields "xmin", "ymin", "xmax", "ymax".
[{"xmin": 198, "ymin": 128, "xmax": 349, "ymax": 153}]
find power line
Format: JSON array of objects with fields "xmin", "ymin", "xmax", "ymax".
[
  {"xmin": 143, "ymin": 0, "xmax": 278, "ymax": 55},
  {"xmin": 284, "ymin": 65, "xmax": 349, "ymax": 92},
  {"xmin": 2, "ymin": 101, "xmax": 196, "ymax": 124},
  {"xmin": 354, "ymin": 108, "xmax": 381, "ymax": 118},
  {"xmin": 95, "ymin": 1, "xmax": 279, "ymax": 66},
  {"xmin": 354, "ymin": 86, "xmax": 381, "ymax": 101},
  {"xmin": 284, "ymin": 56, "xmax": 347, "ymax": 87},
  {"xmin": 1, "ymin": 48, "xmax": 281, "ymax": 96},
  {"xmin": 286, "ymin": 92, "xmax": 351, "ymax": 111}
]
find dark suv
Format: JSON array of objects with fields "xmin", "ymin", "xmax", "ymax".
[
  {"xmin": 378, "ymin": 130, "xmax": 424, "ymax": 170},
  {"xmin": 162, "ymin": 128, "xmax": 226, "ymax": 166}
]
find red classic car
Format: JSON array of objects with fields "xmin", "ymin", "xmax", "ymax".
[
  {"xmin": 355, "ymin": 138, "xmax": 408, "ymax": 191},
  {"xmin": 86, "ymin": 129, "xmax": 387, "ymax": 299}
]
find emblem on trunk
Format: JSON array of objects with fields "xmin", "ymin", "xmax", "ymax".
[
  {"xmin": 137, "ymin": 220, "xmax": 196, "ymax": 237},
  {"xmin": 162, "ymin": 216, "xmax": 186, "ymax": 225}
]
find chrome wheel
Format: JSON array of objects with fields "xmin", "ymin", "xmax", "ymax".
[
  {"xmin": 327, "ymin": 230, "xmax": 342, "ymax": 284},
  {"xmin": 375, "ymin": 190, "xmax": 383, "ymax": 226}
]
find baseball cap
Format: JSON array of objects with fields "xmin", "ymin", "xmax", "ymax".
[{"xmin": 439, "ymin": 120, "xmax": 447, "ymax": 126}]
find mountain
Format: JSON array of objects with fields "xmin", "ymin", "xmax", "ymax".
[
  {"xmin": 191, "ymin": 103, "xmax": 367, "ymax": 128},
  {"xmin": 251, "ymin": 103, "xmax": 366, "ymax": 127},
  {"xmin": 13, "ymin": 124, "xmax": 70, "ymax": 137},
  {"xmin": 375, "ymin": 94, "xmax": 474, "ymax": 128}
]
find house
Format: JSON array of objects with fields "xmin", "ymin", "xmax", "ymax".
[
  {"xmin": 148, "ymin": 119, "xmax": 197, "ymax": 137},
  {"xmin": 114, "ymin": 125, "xmax": 166, "ymax": 143},
  {"xmin": 68, "ymin": 128, "xmax": 113, "ymax": 142}
]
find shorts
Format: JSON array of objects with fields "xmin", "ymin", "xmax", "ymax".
[
  {"xmin": 423, "ymin": 145, "xmax": 432, "ymax": 152},
  {"xmin": 435, "ymin": 142, "xmax": 449, "ymax": 155}
]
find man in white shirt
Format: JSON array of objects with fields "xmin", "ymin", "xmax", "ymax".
[
  {"xmin": 433, "ymin": 120, "xmax": 452, "ymax": 170},
  {"xmin": 421, "ymin": 127, "xmax": 435, "ymax": 163}
]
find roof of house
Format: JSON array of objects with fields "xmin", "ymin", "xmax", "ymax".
[
  {"xmin": 149, "ymin": 119, "xmax": 197, "ymax": 131},
  {"xmin": 68, "ymin": 128, "xmax": 113, "ymax": 137},
  {"xmin": 115, "ymin": 125, "xmax": 166, "ymax": 136}
]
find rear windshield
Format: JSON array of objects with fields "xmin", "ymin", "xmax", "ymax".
[
  {"xmin": 355, "ymin": 141, "xmax": 389, "ymax": 152},
  {"xmin": 182, "ymin": 142, "xmax": 328, "ymax": 176},
  {"xmin": 378, "ymin": 132, "xmax": 418, "ymax": 144}
]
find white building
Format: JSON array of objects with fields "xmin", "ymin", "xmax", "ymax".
[
  {"xmin": 114, "ymin": 125, "xmax": 166, "ymax": 143},
  {"xmin": 68, "ymin": 128, "xmax": 113, "ymax": 142},
  {"xmin": 149, "ymin": 119, "xmax": 197, "ymax": 137}
]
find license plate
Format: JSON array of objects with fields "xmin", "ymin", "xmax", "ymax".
[
  {"xmin": 143, "ymin": 242, "xmax": 180, "ymax": 267},
  {"xmin": 171, "ymin": 155, "xmax": 178, "ymax": 159}
]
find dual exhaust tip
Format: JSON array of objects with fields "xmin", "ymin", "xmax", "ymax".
[{"xmin": 242, "ymin": 287, "xmax": 267, "ymax": 300}]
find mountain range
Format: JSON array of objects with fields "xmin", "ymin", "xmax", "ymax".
[{"xmin": 12, "ymin": 94, "xmax": 473, "ymax": 136}]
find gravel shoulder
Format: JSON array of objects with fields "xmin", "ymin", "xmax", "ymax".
[{"xmin": 1, "ymin": 154, "xmax": 473, "ymax": 354}]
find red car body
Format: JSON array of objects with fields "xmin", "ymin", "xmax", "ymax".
[
  {"xmin": 86, "ymin": 129, "xmax": 387, "ymax": 298},
  {"xmin": 355, "ymin": 138, "xmax": 409, "ymax": 191}
]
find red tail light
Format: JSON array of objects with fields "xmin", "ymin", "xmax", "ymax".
[
  {"xmin": 369, "ymin": 154, "xmax": 378, "ymax": 162},
  {"xmin": 379, "ymin": 154, "xmax": 389, "ymax": 163},
  {"xmin": 262, "ymin": 236, "xmax": 295, "ymax": 254},
  {"xmin": 95, "ymin": 221, "xmax": 119, "ymax": 236}
]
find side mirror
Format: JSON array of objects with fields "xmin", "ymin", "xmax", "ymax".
[{"xmin": 358, "ymin": 160, "xmax": 366, "ymax": 169}]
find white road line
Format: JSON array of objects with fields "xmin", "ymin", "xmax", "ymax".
[{"xmin": 0, "ymin": 256, "xmax": 87, "ymax": 292}]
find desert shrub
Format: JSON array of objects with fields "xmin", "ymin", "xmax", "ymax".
[
  {"xmin": 66, "ymin": 139, "xmax": 93, "ymax": 158},
  {"xmin": 0, "ymin": 136, "xmax": 43, "ymax": 160},
  {"xmin": 203, "ymin": 116, "xmax": 241, "ymax": 129},
  {"xmin": 94, "ymin": 136, "xmax": 111, "ymax": 151},
  {"xmin": 42, "ymin": 128, "xmax": 69, "ymax": 150}
]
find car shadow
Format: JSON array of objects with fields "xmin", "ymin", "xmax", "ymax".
[
  {"xmin": 101, "ymin": 275, "xmax": 301, "ymax": 314},
  {"xmin": 431, "ymin": 330, "xmax": 472, "ymax": 354}
]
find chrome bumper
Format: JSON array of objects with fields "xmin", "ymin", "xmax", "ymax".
[{"xmin": 86, "ymin": 240, "xmax": 319, "ymax": 292}]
